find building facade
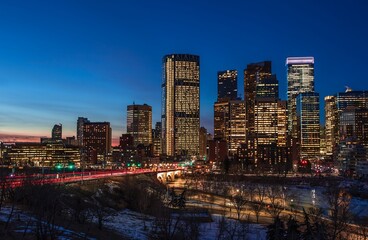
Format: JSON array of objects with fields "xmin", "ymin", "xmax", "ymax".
[
  {"xmin": 83, "ymin": 122, "xmax": 112, "ymax": 163},
  {"xmin": 52, "ymin": 124, "xmax": 62, "ymax": 140},
  {"xmin": 161, "ymin": 54, "xmax": 200, "ymax": 157},
  {"xmin": 286, "ymin": 57, "xmax": 315, "ymax": 138},
  {"xmin": 77, "ymin": 117, "xmax": 90, "ymax": 146},
  {"xmin": 296, "ymin": 92, "xmax": 320, "ymax": 161},
  {"xmin": 127, "ymin": 103, "xmax": 152, "ymax": 147},
  {"xmin": 217, "ymin": 70, "xmax": 238, "ymax": 102}
]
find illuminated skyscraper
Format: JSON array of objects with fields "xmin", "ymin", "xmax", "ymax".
[
  {"xmin": 296, "ymin": 92, "xmax": 320, "ymax": 160},
  {"xmin": 244, "ymin": 61, "xmax": 279, "ymax": 165},
  {"xmin": 228, "ymin": 100, "xmax": 246, "ymax": 155},
  {"xmin": 152, "ymin": 122, "xmax": 161, "ymax": 157},
  {"xmin": 214, "ymin": 101, "xmax": 230, "ymax": 141},
  {"xmin": 217, "ymin": 70, "xmax": 238, "ymax": 102},
  {"xmin": 83, "ymin": 122, "xmax": 112, "ymax": 163},
  {"xmin": 162, "ymin": 54, "xmax": 200, "ymax": 157},
  {"xmin": 277, "ymin": 100, "xmax": 288, "ymax": 147},
  {"xmin": 325, "ymin": 89, "xmax": 368, "ymax": 157},
  {"xmin": 77, "ymin": 117, "xmax": 90, "ymax": 146},
  {"xmin": 127, "ymin": 103, "xmax": 152, "ymax": 147},
  {"xmin": 199, "ymin": 127, "xmax": 208, "ymax": 159},
  {"xmin": 52, "ymin": 124, "xmax": 62, "ymax": 140},
  {"xmin": 286, "ymin": 57, "xmax": 315, "ymax": 138},
  {"xmin": 324, "ymin": 95, "xmax": 338, "ymax": 156}
]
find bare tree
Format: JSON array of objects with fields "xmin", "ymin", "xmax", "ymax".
[
  {"xmin": 231, "ymin": 192, "xmax": 247, "ymax": 220},
  {"xmin": 216, "ymin": 215, "xmax": 249, "ymax": 240},
  {"xmin": 325, "ymin": 186, "xmax": 352, "ymax": 240},
  {"xmin": 250, "ymin": 184, "xmax": 266, "ymax": 223},
  {"xmin": 265, "ymin": 185, "xmax": 283, "ymax": 219}
]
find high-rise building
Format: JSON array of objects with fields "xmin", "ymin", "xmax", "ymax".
[
  {"xmin": 228, "ymin": 100, "xmax": 246, "ymax": 155},
  {"xmin": 162, "ymin": 54, "xmax": 200, "ymax": 157},
  {"xmin": 214, "ymin": 101, "xmax": 230, "ymax": 141},
  {"xmin": 277, "ymin": 100, "xmax": 288, "ymax": 147},
  {"xmin": 325, "ymin": 95, "xmax": 338, "ymax": 157},
  {"xmin": 152, "ymin": 122, "xmax": 161, "ymax": 157},
  {"xmin": 217, "ymin": 70, "xmax": 238, "ymax": 102},
  {"xmin": 296, "ymin": 92, "xmax": 320, "ymax": 160},
  {"xmin": 77, "ymin": 117, "xmax": 90, "ymax": 146},
  {"xmin": 244, "ymin": 61, "xmax": 272, "ymax": 143},
  {"xmin": 324, "ymin": 89, "xmax": 368, "ymax": 158},
  {"xmin": 199, "ymin": 127, "xmax": 208, "ymax": 159},
  {"xmin": 127, "ymin": 103, "xmax": 152, "ymax": 147},
  {"xmin": 83, "ymin": 122, "xmax": 112, "ymax": 163},
  {"xmin": 244, "ymin": 61, "xmax": 287, "ymax": 167},
  {"xmin": 339, "ymin": 107, "xmax": 368, "ymax": 145},
  {"xmin": 286, "ymin": 57, "xmax": 315, "ymax": 138},
  {"xmin": 52, "ymin": 124, "xmax": 62, "ymax": 140}
]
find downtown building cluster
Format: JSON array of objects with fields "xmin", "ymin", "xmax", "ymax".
[{"xmin": 1, "ymin": 54, "xmax": 368, "ymax": 177}]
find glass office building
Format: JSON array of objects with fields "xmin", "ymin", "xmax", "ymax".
[{"xmin": 162, "ymin": 54, "xmax": 200, "ymax": 157}]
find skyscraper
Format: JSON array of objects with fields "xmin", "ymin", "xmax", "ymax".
[
  {"xmin": 77, "ymin": 117, "xmax": 90, "ymax": 146},
  {"xmin": 244, "ymin": 61, "xmax": 276, "ymax": 165},
  {"xmin": 228, "ymin": 100, "xmax": 246, "ymax": 155},
  {"xmin": 83, "ymin": 122, "xmax": 112, "ymax": 163},
  {"xmin": 296, "ymin": 92, "xmax": 320, "ymax": 160},
  {"xmin": 286, "ymin": 57, "xmax": 315, "ymax": 138},
  {"xmin": 214, "ymin": 101, "xmax": 230, "ymax": 141},
  {"xmin": 152, "ymin": 122, "xmax": 161, "ymax": 157},
  {"xmin": 162, "ymin": 54, "xmax": 200, "ymax": 157},
  {"xmin": 217, "ymin": 70, "xmax": 238, "ymax": 102},
  {"xmin": 52, "ymin": 124, "xmax": 62, "ymax": 140},
  {"xmin": 324, "ymin": 89, "xmax": 368, "ymax": 158},
  {"xmin": 325, "ymin": 95, "xmax": 338, "ymax": 157},
  {"xmin": 127, "ymin": 103, "xmax": 152, "ymax": 147}
]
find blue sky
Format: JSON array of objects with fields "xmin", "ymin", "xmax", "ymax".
[{"xmin": 1, "ymin": 0, "xmax": 368, "ymax": 144}]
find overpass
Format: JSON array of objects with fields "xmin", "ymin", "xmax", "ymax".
[
  {"xmin": 156, "ymin": 170, "xmax": 183, "ymax": 183},
  {"xmin": 2, "ymin": 168, "xmax": 184, "ymax": 187}
]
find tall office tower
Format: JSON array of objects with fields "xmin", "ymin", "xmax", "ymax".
[
  {"xmin": 127, "ymin": 103, "xmax": 152, "ymax": 147},
  {"xmin": 277, "ymin": 100, "xmax": 288, "ymax": 147},
  {"xmin": 214, "ymin": 69, "xmax": 237, "ymax": 143},
  {"xmin": 296, "ymin": 92, "xmax": 320, "ymax": 160},
  {"xmin": 244, "ymin": 61, "xmax": 282, "ymax": 166},
  {"xmin": 83, "ymin": 122, "xmax": 112, "ymax": 163},
  {"xmin": 325, "ymin": 89, "xmax": 368, "ymax": 157},
  {"xmin": 286, "ymin": 57, "xmax": 315, "ymax": 138},
  {"xmin": 214, "ymin": 101, "xmax": 230, "ymax": 140},
  {"xmin": 339, "ymin": 107, "xmax": 368, "ymax": 144},
  {"xmin": 217, "ymin": 70, "xmax": 238, "ymax": 102},
  {"xmin": 325, "ymin": 96, "xmax": 338, "ymax": 157},
  {"xmin": 228, "ymin": 100, "xmax": 246, "ymax": 155},
  {"xmin": 336, "ymin": 89, "xmax": 368, "ymax": 111},
  {"xmin": 152, "ymin": 122, "xmax": 161, "ymax": 157},
  {"xmin": 199, "ymin": 127, "xmax": 208, "ymax": 159},
  {"xmin": 162, "ymin": 54, "xmax": 200, "ymax": 157},
  {"xmin": 77, "ymin": 117, "xmax": 90, "ymax": 146},
  {"xmin": 52, "ymin": 124, "xmax": 62, "ymax": 140}
]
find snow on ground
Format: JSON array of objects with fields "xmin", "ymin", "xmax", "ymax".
[
  {"xmin": 0, "ymin": 206, "xmax": 96, "ymax": 240},
  {"xmin": 350, "ymin": 198, "xmax": 368, "ymax": 218},
  {"xmin": 103, "ymin": 209, "xmax": 267, "ymax": 240},
  {"xmin": 103, "ymin": 209, "xmax": 154, "ymax": 240}
]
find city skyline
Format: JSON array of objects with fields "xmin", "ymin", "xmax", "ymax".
[{"xmin": 1, "ymin": 1, "xmax": 368, "ymax": 144}]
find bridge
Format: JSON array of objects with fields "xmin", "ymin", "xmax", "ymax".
[
  {"xmin": 156, "ymin": 170, "xmax": 183, "ymax": 183},
  {"xmin": 2, "ymin": 168, "xmax": 184, "ymax": 188}
]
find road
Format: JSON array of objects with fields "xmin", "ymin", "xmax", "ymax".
[{"xmin": 1, "ymin": 168, "xmax": 181, "ymax": 188}]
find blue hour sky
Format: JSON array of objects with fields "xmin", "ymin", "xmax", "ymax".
[{"xmin": 0, "ymin": 0, "xmax": 368, "ymax": 144}]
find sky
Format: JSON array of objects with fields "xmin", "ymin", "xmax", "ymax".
[{"xmin": 1, "ymin": 0, "xmax": 368, "ymax": 145}]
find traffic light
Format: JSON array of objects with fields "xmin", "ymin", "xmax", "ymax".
[
  {"xmin": 68, "ymin": 162, "xmax": 75, "ymax": 170},
  {"xmin": 55, "ymin": 163, "xmax": 63, "ymax": 170}
]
